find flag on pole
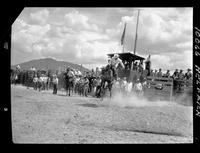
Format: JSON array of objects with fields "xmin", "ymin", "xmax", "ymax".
[{"xmin": 121, "ymin": 22, "xmax": 127, "ymax": 46}]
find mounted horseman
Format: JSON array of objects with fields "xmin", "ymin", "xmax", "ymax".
[
  {"xmin": 100, "ymin": 54, "xmax": 125, "ymax": 98},
  {"xmin": 64, "ymin": 66, "xmax": 75, "ymax": 96},
  {"xmin": 12, "ymin": 65, "xmax": 21, "ymax": 85},
  {"xmin": 88, "ymin": 71, "xmax": 95, "ymax": 94},
  {"xmin": 26, "ymin": 67, "xmax": 36, "ymax": 89}
]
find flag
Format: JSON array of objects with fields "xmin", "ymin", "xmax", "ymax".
[{"xmin": 121, "ymin": 22, "xmax": 127, "ymax": 46}]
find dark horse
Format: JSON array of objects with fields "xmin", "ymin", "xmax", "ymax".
[
  {"xmin": 100, "ymin": 65, "xmax": 115, "ymax": 99},
  {"xmin": 64, "ymin": 70, "xmax": 74, "ymax": 96}
]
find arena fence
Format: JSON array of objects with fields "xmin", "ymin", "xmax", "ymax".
[{"xmin": 144, "ymin": 76, "xmax": 174, "ymax": 102}]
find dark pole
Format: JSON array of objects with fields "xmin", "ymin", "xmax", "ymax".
[{"xmin": 133, "ymin": 9, "xmax": 140, "ymax": 55}]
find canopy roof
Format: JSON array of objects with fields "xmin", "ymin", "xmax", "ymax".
[{"xmin": 107, "ymin": 52, "xmax": 145, "ymax": 61}]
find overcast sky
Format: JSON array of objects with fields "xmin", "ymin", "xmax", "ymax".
[{"xmin": 11, "ymin": 7, "xmax": 193, "ymax": 71}]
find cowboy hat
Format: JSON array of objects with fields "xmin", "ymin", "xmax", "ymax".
[{"xmin": 113, "ymin": 54, "xmax": 119, "ymax": 59}]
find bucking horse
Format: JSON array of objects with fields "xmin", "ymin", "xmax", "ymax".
[{"xmin": 99, "ymin": 65, "xmax": 115, "ymax": 99}]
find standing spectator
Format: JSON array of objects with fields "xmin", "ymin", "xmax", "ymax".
[
  {"xmin": 16, "ymin": 65, "xmax": 21, "ymax": 70},
  {"xmin": 15, "ymin": 65, "xmax": 21, "ymax": 84},
  {"xmin": 185, "ymin": 68, "xmax": 192, "ymax": 80},
  {"xmin": 95, "ymin": 76, "xmax": 102, "ymax": 98},
  {"xmin": 22, "ymin": 70, "xmax": 26, "ymax": 85},
  {"xmin": 150, "ymin": 69, "xmax": 154, "ymax": 76},
  {"xmin": 46, "ymin": 76, "xmax": 51, "ymax": 90},
  {"xmin": 26, "ymin": 69, "xmax": 34, "ymax": 89},
  {"xmin": 172, "ymin": 69, "xmax": 179, "ymax": 91},
  {"xmin": 91, "ymin": 69, "xmax": 95, "ymax": 76},
  {"xmin": 153, "ymin": 69, "xmax": 158, "ymax": 77},
  {"xmin": 142, "ymin": 77, "xmax": 149, "ymax": 94},
  {"xmin": 113, "ymin": 77, "xmax": 121, "ymax": 93},
  {"xmin": 178, "ymin": 70, "xmax": 185, "ymax": 80},
  {"xmin": 95, "ymin": 67, "xmax": 101, "ymax": 77},
  {"xmin": 41, "ymin": 74, "xmax": 46, "ymax": 90},
  {"xmin": 83, "ymin": 76, "xmax": 89, "ymax": 97},
  {"xmin": 145, "ymin": 55, "xmax": 151, "ymax": 76},
  {"xmin": 14, "ymin": 72, "xmax": 18, "ymax": 85},
  {"xmin": 177, "ymin": 69, "xmax": 185, "ymax": 91},
  {"xmin": 133, "ymin": 79, "xmax": 143, "ymax": 97},
  {"xmin": 124, "ymin": 61, "xmax": 130, "ymax": 70},
  {"xmin": 142, "ymin": 77, "xmax": 148, "ymax": 87},
  {"xmin": 92, "ymin": 77, "xmax": 97, "ymax": 97},
  {"xmin": 121, "ymin": 77, "xmax": 127, "ymax": 94},
  {"xmin": 33, "ymin": 75, "xmax": 38, "ymax": 90},
  {"xmin": 172, "ymin": 69, "xmax": 179, "ymax": 79},
  {"xmin": 185, "ymin": 68, "xmax": 192, "ymax": 87},
  {"xmin": 52, "ymin": 74, "xmax": 59, "ymax": 94},
  {"xmin": 78, "ymin": 70, "xmax": 82, "ymax": 77},
  {"xmin": 43, "ymin": 75, "xmax": 47, "ymax": 90},
  {"xmin": 38, "ymin": 75, "xmax": 43, "ymax": 92},
  {"xmin": 132, "ymin": 61, "xmax": 137, "ymax": 70},
  {"xmin": 74, "ymin": 75, "xmax": 80, "ymax": 94},
  {"xmin": 125, "ymin": 81, "xmax": 133, "ymax": 96},
  {"xmin": 138, "ymin": 61, "xmax": 143, "ymax": 73},
  {"xmin": 157, "ymin": 68, "xmax": 163, "ymax": 77},
  {"xmin": 79, "ymin": 76, "xmax": 85, "ymax": 96},
  {"xmin": 164, "ymin": 70, "xmax": 171, "ymax": 78}
]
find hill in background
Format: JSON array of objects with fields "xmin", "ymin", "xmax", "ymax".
[{"xmin": 11, "ymin": 58, "xmax": 90, "ymax": 73}]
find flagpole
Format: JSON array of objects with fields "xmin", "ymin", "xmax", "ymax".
[
  {"xmin": 122, "ymin": 44, "xmax": 125, "ymax": 53},
  {"xmin": 121, "ymin": 22, "xmax": 126, "ymax": 53},
  {"xmin": 133, "ymin": 9, "xmax": 140, "ymax": 55}
]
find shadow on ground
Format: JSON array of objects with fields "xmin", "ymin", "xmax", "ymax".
[{"xmin": 77, "ymin": 103, "xmax": 99, "ymax": 108}]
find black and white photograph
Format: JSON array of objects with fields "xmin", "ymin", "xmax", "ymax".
[{"xmin": 10, "ymin": 7, "xmax": 193, "ymax": 144}]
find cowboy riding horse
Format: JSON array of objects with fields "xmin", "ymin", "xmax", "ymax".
[
  {"xmin": 64, "ymin": 68, "xmax": 74, "ymax": 96},
  {"xmin": 99, "ymin": 64, "xmax": 116, "ymax": 99}
]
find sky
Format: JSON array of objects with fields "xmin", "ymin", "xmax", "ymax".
[{"xmin": 11, "ymin": 7, "xmax": 193, "ymax": 72}]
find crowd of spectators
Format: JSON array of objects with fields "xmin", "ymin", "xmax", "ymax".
[{"xmin": 149, "ymin": 68, "xmax": 193, "ymax": 81}]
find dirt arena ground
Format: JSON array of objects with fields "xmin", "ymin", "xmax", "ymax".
[{"xmin": 11, "ymin": 85, "xmax": 193, "ymax": 144}]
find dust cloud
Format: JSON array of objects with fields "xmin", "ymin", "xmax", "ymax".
[{"xmin": 103, "ymin": 91, "xmax": 173, "ymax": 108}]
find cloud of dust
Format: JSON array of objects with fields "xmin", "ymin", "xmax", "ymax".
[
  {"xmin": 173, "ymin": 91, "xmax": 193, "ymax": 106},
  {"xmin": 103, "ymin": 91, "xmax": 172, "ymax": 108}
]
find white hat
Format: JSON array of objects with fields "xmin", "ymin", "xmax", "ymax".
[
  {"xmin": 113, "ymin": 54, "xmax": 119, "ymax": 59},
  {"xmin": 16, "ymin": 65, "xmax": 20, "ymax": 69}
]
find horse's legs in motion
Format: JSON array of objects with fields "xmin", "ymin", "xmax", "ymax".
[
  {"xmin": 66, "ymin": 83, "xmax": 68, "ymax": 96},
  {"xmin": 109, "ymin": 86, "xmax": 111, "ymax": 98},
  {"xmin": 100, "ymin": 81, "xmax": 105, "ymax": 101},
  {"xmin": 69, "ymin": 84, "xmax": 71, "ymax": 96},
  {"xmin": 109, "ymin": 82, "xmax": 112, "ymax": 99}
]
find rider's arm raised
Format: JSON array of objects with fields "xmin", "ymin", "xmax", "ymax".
[{"xmin": 119, "ymin": 59, "xmax": 125, "ymax": 69}]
